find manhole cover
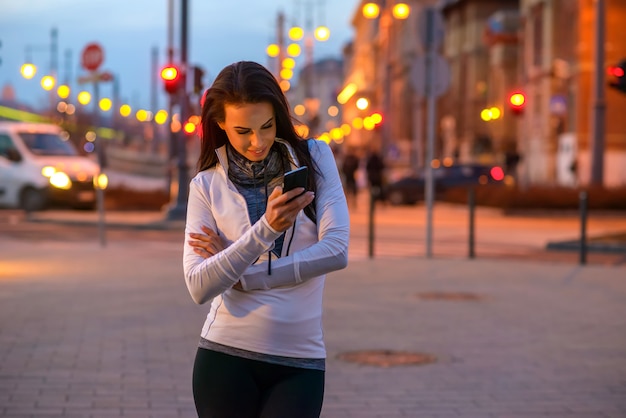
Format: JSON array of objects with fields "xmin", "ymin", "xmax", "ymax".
[
  {"xmin": 416, "ymin": 291, "xmax": 482, "ymax": 301},
  {"xmin": 336, "ymin": 350, "xmax": 437, "ymax": 367}
]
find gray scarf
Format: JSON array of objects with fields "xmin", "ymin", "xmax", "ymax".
[{"xmin": 226, "ymin": 141, "xmax": 291, "ymax": 192}]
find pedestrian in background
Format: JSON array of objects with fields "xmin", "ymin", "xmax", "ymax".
[
  {"xmin": 365, "ymin": 147, "xmax": 385, "ymax": 201},
  {"xmin": 183, "ymin": 61, "xmax": 350, "ymax": 418},
  {"xmin": 341, "ymin": 148, "xmax": 359, "ymax": 208}
]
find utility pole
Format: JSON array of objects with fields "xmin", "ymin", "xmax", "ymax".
[
  {"xmin": 167, "ymin": 0, "xmax": 190, "ymax": 220},
  {"xmin": 590, "ymin": 0, "xmax": 605, "ymax": 187}
]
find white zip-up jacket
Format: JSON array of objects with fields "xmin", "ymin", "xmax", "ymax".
[{"xmin": 183, "ymin": 138, "xmax": 349, "ymax": 358}]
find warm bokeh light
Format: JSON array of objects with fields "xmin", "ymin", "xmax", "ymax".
[
  {"xmin": 363, "ymin": 116, "xmax": 375, "ymax": 130},
  {"xmin": 317, "ymin": 133, "xmax": 331, "ymax": 144},
  {"xmin": 362, "ymin": 2, "xmax": 380, "ymax": 19},
  {"xmin": 99, "ymin": 98, "xmax": 112, "ymax": 112},
  {"xmin": 85, "ymin": 131, "xmax": 97, "ymax": 142},
  {"xmin": 94, "ymin": 173, "xmax": 108, "ymax": 190},
  {"xmin": 183, "ymin": 121, "xmax": 196, "ymax": 135},
  {"xmin": 481, "ymin": 108, "xmax": 492, "ymax": 122},
  {"xmin": 431, "ymin": 159, "xmax": 441, "ymax": 169},
  {"xmin": 266, "ymin": 44, "xmax": 280, "ymax": 57},
  {"xmin": 370, "ymin": 112, "xmax": 383, "ymax": 125},
  {"xmin": 392, "ymin": 3, "xmax": 410, "ymax": 19},
  {"xmin": 57, "ymin": 85, "xmax": 70, "ymax": 99},
  {"xmin": 41, "ymin": 166, "xmax": 56, "ymax": 177},
  {"xmin": 282, "ymin": 57, "xmax": 296, "ymax": 69},
  {"xmin": 280, "ymin": 68, "xmax": 293, "ymax": 80},
  {"xmin": 170, "ymin": 119, "xmax": 182, "ymax": 133},
  {"xmin": 77, "ymin": 91, "xmax": 91, "ymax": 105},
  {"xmin": 443, "ymin": 157, "xmax": 454, "ymax": 167},
  {"xmin": 330, "ymin": 127, "xmax": 343, "ymax": 141},
  {"xmin": 337, "ymin": 83, "xmax": 357, "ymax": 104},
  {"xmin": 160, "ymin": 66, "xmax": 178, "ymax": 81},
  {"xmin": 21, "ymin": 63, "xmax": 37, "ymax": 79},
  {"xmin": 295, "ymin": 124, "xmax": 309, "ymax": 137},
  {"xmin": 341, "ymin": 123, "xmax": 352, "ymax": 136},
  {"xmin": 294, "ymin": 104, "xmax": 306, "ymax": 116},
  {"xmin": 154, "ymin": 109, "xmax": 168, "ymax": 125},
  {"xmin": 490, "ymin": 107, "xmax": 501, "ymax": 120},
  {"xmin": 352, "ymin": 117, "xmax": 364, "ymax": 130},
  {"xmin": 120, "ymin": 104, "xmax": 132, "ymax": 117},
  {"xmin": 356, "ymin": 97, "xmax": 369, "ymax": 110},
  {"xmin": 41, "ymin": 75, "xmax": 55, "ymax": 91},
  {"xmin": 136, "ymin": 109, "xmax": 149, "ymax": 122},
  {"xmin": 490, "ymin": 166, "xmax": 505, "ymax": 181},
  {"xmin": 66, "ymin": 104, "xmax": 76, "ymax": 115},
  {"xmin": 510, "ymin": 92, "xmax": 525, "ymax": 107},
  {"xmin": 50, "ymin": 172, "xmax": 71, "ymax": 190},
  {"xmin": 327, "ymin": 105, "xmax": 339, "ymax": 117},
  {"xmin": 288, "ymin": 26, "xmax": 304, "ymax": 41},
  {"xmin": 314, "ymin": 26, "xmax": 330, "ymax": 42},
  {"xmin": 279, "ymin": 79, "xmax": 291, "ymax": 92},
  {"xmin": 286, "ymin": 43, "xmax": 301, "ymax": 57}
]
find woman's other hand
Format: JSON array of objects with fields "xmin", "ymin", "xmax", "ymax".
[
  {"xmin": 264, "ymin": 186, "xmax": 314, "ymax": 232},
  {"xmin": 188, "ymin": 225, "xmax": 225, "ymax": 258}
]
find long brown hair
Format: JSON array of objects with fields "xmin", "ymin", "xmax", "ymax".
[{"xmin": 198, "ymin": 61, "xmax": 318, "ymax": 193}]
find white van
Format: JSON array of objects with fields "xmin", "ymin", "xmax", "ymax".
[{"xmin": 0, "ymin": 121, "xmax": 100, "ymax": 211}]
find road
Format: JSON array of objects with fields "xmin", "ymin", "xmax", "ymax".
[
  {"xmin": 1, "ymin": 202, "xmax": 626, "ymax": 417},
  {"xmin": 1, "ymin": 194, "xmax": 625, "ymax": 265}
]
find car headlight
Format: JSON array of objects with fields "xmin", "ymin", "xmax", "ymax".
[
  {"xmin": 41, "ymin": 166, "xmax": 56, "ymax": 177},
  {"xmin": 94, "ymin": 173, "xmax": 108, "ymax": 190},
  {"xmin": 49, "ymin": 171, "xmax": 72, "ymax": 190}
]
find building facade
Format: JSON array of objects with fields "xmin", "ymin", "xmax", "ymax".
[
  {"xmin": 518, "ymin": 0, "xmax": 626, "ymax": 187},
  {"xmin": 441, "ymin": 0, "xmax": 626, "ymax": 187}
]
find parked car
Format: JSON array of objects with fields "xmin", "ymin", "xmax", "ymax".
[
  {"xmin": 384, "ymin": 163, "xmax": 506, "ymax": 205},
  {"xmin": 0, "ymin": 122, "xmax": 100, "ymax": 211}
]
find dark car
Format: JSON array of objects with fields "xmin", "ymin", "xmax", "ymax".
[{"xmin": 384, "ymin": 163, "xmax": 505, "ymax": 205}]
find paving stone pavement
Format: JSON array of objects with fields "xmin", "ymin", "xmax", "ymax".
[{"xmin": 1, "ymin": 234, "xmax": 626, "ymax": 417}]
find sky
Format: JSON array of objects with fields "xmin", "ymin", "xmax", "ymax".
[{"xmin": 0, "ymin": 0, "xmax": 358, "ymax": 112}]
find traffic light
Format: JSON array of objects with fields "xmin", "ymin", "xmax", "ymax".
[
  {"xmin": 607, "ymin": 59, "xmax": 626, "ymax": 94},
  {"xmin": 192, "ymin": 66, "xmax": 205, "ymax": 95},
  {"xmin": 161, "ymin": 64, "xmax": 182, "ymax": 95},
  {"xmin": 508, "ymin": 91, "xmax": 526, "ymax": 115}
]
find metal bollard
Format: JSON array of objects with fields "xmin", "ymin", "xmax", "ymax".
[
  {"xmin": 468, "ymin": 187, "xmax": 475, "ymax": 259},
  {"xmin": 368, "ymin": 187, "xmax": 378, "ymax": 259},
  {"xmin": 579, "ymin": 191, "xmax": 588, "ymax": 265}
]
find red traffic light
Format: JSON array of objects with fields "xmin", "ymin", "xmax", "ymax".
[
  {"xmin": 161, "ymin": 65, "xmax": 181, "ymax": 95},
  {"xmin": 607, "ymin": 66, "xmax": 625, "ymax": 78},
  {"xmin": 161, "ymin": 66, "xmax": 179, "ymax": 81},
  {"xmin": 508, "ymin": 92, "xmax": 526, "ymax": 115},
  {"xmin": 607, "ymin": 60, "xmax": 626, "ymax": 94}
]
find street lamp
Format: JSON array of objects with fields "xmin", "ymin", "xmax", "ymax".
[
  {"xmin": 362, "ymin": 0, "xmax": 411, "ymax": 155},
  {"xmin": 20, "ymin": 63, "xmax": 37, "ymax": 79}
]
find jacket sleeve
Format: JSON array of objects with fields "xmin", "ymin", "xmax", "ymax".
[
  {"xmin": 239, "ymin": 140, "xmax": 350, "ymax": 290},
  {"xmin": 182, "ymin": 176, "xmax": 283, "ymax": 304}
]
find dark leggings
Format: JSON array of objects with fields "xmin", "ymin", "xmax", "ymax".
[{"xmin": 192, "ymin": 347, "xmax": 325, "ymax": 418}]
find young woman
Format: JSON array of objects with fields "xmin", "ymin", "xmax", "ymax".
[{"xmin": 183, "ymin": 61, "xmax": 350, "ymax": 418}]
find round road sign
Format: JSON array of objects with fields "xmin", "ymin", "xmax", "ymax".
[{"xmin": 81, "ymin": 43, "xmax": 104, "ymax": 72}]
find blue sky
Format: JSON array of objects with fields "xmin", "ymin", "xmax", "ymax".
[{"xmin": 0, "ymin": 0, "xmax": 357, "ymax": 111}]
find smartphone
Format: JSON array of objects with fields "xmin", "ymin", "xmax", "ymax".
[{"xmin": 283, "ymin": 166, "xmax": 308, "ymax": 198}]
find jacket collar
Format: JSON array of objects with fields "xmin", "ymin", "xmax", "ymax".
[{"xmin": 214, "ymin": 137, "xmax": 300, "ymax": 175}]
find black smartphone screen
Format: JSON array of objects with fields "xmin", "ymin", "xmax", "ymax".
[{"xmin": 283, "ymin": 166, "xmax": 308, "ymax": 193}]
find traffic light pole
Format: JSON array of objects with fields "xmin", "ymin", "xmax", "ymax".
[
  {"xmin": 167, "ymin": 0, "xmax": 190, "ymax": 221},
  {"xmin": 424, "ymin": 8, "xmax": 437, "ymax": 259},
  {"xmin": 589, "ymin": 0, "xmax": 606, "ymax": 187}
]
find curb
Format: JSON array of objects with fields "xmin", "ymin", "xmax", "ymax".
[{"xmin": 546, "ymin": 239, "xmax": 626, "ymax": 254}]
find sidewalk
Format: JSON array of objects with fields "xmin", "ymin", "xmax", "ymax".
[{"xmin": 1, "ymin": 233, "xmax": 625, "ymax": 417}]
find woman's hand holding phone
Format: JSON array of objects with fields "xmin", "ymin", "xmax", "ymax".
[{"xmin": 265, "ymin": 167, "xmax": 313, "ymax": 232}]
